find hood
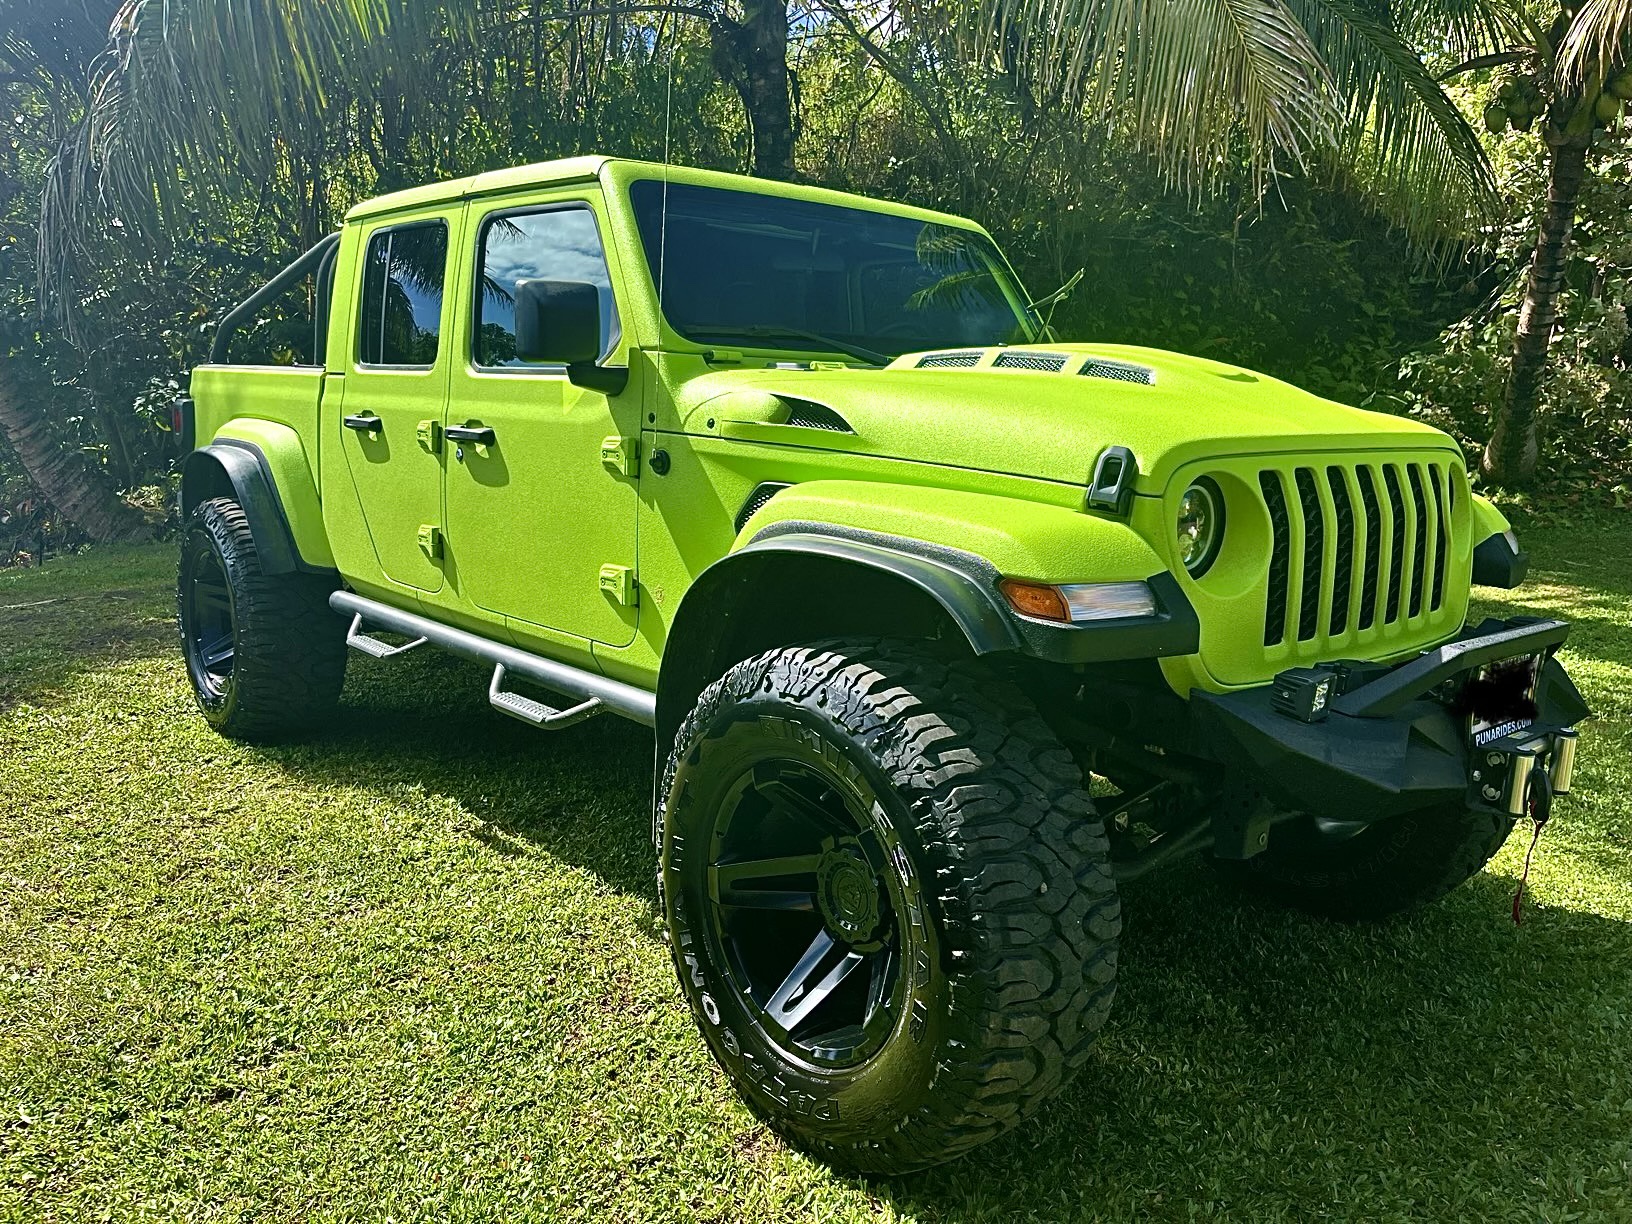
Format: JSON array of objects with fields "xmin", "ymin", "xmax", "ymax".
[{"xmin": 679, "ymin": 343, "xmax": 1459, "ymax": 491}]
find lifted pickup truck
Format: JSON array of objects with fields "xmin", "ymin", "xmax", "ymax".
[{"xmin": 177, "ymin": 156, "xmax": 1589, "ymax": 1173}]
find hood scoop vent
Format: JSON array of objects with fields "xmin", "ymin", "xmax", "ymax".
[
  {"xmin": 916, "ymin": 350, "xmax": 983, "ymax": 369},
  {"xmin": 993, "ymin": 350, "xmax": 1069, "ymax": 371},
  {"xmin": 777, "ymin": 396, "xmax": 854, "ymax": 433},
  {"xmin": 1081, "ymin": 357, "xmax": 1156, "ymax": 385},
  {"xmin": 909, "ymin": 347, "xmax": 1157, "ymax": 384}
]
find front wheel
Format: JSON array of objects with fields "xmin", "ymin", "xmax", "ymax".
[{"xmin": 658, "ymin": 639, "xmax": 1120, "ymax": 1174}]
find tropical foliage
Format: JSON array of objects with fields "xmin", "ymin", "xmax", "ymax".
[{"xmin": 1, "ymin": 0, "xmax": 1629, "ymax": 557}]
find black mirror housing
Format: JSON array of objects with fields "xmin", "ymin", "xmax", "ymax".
[
  {"xmin": 512, "ymin": 279, "xmax": 629, "ymax": 395},
  {"xmin": 514, "ymin": 279, "xmax": 601, "ymax": 365}
]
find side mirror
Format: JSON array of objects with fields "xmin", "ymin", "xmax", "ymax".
[{"xmin": 513, "ymin": 279, "xmax": 627, "ymax": 394}]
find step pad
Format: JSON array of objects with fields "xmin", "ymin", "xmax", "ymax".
[
  {"xmin": 345, "ymin": 614, "xmax": 427, "ymax": 659},
  {"xmin": 487, "ymin": 664, "xmax": 603, "ymax": 730}
]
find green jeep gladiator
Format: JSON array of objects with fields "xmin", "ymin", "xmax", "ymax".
[{"xmin": 176, "ymin": 156, "xmax": 1590, "ymax": 1173}]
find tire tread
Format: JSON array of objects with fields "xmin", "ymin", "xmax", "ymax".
[{"xmin": 662, "ymin": 638, "xmax": 1120, "ymax": 1174}]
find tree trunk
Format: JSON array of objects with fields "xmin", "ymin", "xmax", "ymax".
[
  {"xmin": 713, "ymin": 2, "xmax": 796, "ymax": 180},
  {"xmin": 0, "ymin": 357, "xmax": 153, "ymax": 544},
  {"xmin": 1482, "ymin": 133, "xmax": 1591, "ymax": 486}
]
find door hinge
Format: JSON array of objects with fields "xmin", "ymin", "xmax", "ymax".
[
  {"xmin": 600, "ymin": 435, "xmax": 638, "ymax": 477},
  {"xmin": 418, "ymin": 524, "xmax": 443, "ymax": 559},
  {"xmin": 417, "ymin": 419, "xmax": 442, "ymax": 453},
  {"xmin": 599, "ymin": 563, "xmax": 637, "ymax": 606}
]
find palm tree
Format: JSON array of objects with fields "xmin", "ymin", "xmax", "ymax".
[
  {"xmin": 1, "ymin": 0, "xmax": 153, "ymax": 544},
  {"xmin": 1452, "ymin": 0, "xmax": 1632, "ymax": 483},
  {"xmin": 40, "ymin": 0, "xmax": 1630, "ymax": 491},
  {"xmin": 0, "ymin": 373, "xmax": 153, "ymax": 544},
  {"xmin": 37, "ymin": 0, "xmax": 797, "ymax": 306}
]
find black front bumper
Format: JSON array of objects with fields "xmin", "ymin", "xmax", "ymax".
[{"xmin": 1191, "ymin": 617, "xmax": 1591, "ymax": 824}]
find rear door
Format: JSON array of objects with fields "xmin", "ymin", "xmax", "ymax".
[
  {"xmin": 442, "ymin": 194, "xmax": 641, "ymax": 647},
  {"xmin": 333, "ymin": 211, "xmax": 457, "ymax": 594}
]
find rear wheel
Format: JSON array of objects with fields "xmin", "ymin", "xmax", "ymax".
[
  {"xmin": 658, "ymin": 639, "xmax": 1119, "ymax": 1174},
  {"xmin": 1215, "ymin": 799, "xmax": 1516, "ymax": 921},
  {"xmin": 177, "ymin": 497, "xmax": 346, "ymax": 741}
]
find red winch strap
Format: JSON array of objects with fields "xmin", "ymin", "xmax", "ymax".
[{"xmin": 1511, "ymin": 769, "xmax": 1554, "ymax": 926}]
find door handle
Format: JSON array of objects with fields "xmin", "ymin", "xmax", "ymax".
[
  {"xmin": 342, "ymin": 414, "xmax": 383, "ymax": 433},
  {"xmin": 445, "ymin": 424, "xmax": 496, "ymax": 445}
]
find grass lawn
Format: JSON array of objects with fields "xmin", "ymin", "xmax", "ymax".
[{"xmin": 2, "ymin": 526, "xmax": 1629, "ymax": 1222}]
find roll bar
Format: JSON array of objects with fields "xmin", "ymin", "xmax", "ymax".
[{"xmin": 208, "ymin": 232, "xmax": 341, "ymax": 365}]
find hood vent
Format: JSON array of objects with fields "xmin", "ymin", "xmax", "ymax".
[
  {"xmin": 993, "ymin": 350, "xmax": 1069, "ymax": 371},
  {"xmin": 909, "ymin": 347, "xmax": 1158, "ymax": 382},
  {"xmin": 778, "ymin": 396, "xmax": 853, "ymax": 432},
  {"xmin": 917, "ymin": 350, "xmax": 982, "ymax": 369},
  {"xmin": 1081, "ymin": 357, "xmax": 1156, "ymax": 385}
]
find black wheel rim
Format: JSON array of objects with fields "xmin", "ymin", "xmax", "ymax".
[
  {"xmin": 182, "ymin": 539, "xmax": 236, "ymax": 698},
  {"xmin": 703, "ymin": 755, "xmax": 905, "ymax": 1070}
]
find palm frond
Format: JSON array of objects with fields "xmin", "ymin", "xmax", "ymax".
[
  {"xmin": 1390, "ymin": 0, "xmax": 1507, "ymax": 68},
  {"xmin": 905, "ymin": 267, "xmax": 1001, "ymax": 312},
  {"xmin": 1287, "ymin": 0, "xmax": 1496, "ymax": 238},
  {"xmin": 38, "ymin": 0, "xmax": 495, "ymax": 317},
  {"xmin": 968, "ymin": 0, "xmax": 1341, "ymax": 187},
  {"xmin": 1558, "ymin": 0, "xmax": 1632, "ymax": 93}
]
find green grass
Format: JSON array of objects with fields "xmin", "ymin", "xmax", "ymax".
[{"xmin": 2, "ymin": 532, "xmax": 1629, "ymax": 1222}]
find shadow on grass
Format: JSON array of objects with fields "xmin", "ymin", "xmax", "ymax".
[
  {"xmin": 29, "ymin": 525, "xmax": 1612, "ymax": 1213},
  {"xmin": 265, "ymin": 648, "xmax": 658, "ymax": 900},
  {"xmin": 0, "ymin": 586, "xmax": 176, "ymax": 715},
  {"xmin": 259, "ymin": 640, "xmax": 1631, "ymax": 1216},
  {"xmin": 883, "ymin": 866, "xmax": 1632, "ymax": 1215}
]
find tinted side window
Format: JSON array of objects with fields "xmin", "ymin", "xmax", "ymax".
[
  {"xmin": 475, "ymin": 208, "xmax": 619, "ymax": 367},
  {"xmin": 359, "ymin": 222, "xmax": 448, "ymax": 366}
]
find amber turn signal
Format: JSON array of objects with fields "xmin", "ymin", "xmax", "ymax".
[{"xmin": 999, "ymin": 579, "xmax": 1071, "ymax": 623}]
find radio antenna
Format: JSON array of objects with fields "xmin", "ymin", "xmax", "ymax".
[{"xmin": 657, "ymin": 14, "xmax": 676, "ymax": 316}]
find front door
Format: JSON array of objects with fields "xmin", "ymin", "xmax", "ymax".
[
  {"xmin": 334, "ymin": 213, "xmax": 456, "ymax": 594},
  {"xmin": 443, "ymin": 197, "xmax": 640, "ymax": 647}
]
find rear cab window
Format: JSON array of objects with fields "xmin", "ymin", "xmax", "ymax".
[{"xmin": 358, "ymin": 220, "xmax": 450, "ymax": 368}]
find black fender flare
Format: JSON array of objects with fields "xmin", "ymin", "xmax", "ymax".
[
  {"xmin": 653, "ymin": 520, "xmax": 1199, "ymax": 749},
  {"xmin": 655, "ymin": 524, "xmax": 1018, "ymax": 752},
  {"xmin": 180, "ymin": 440, "xmax": 308, "ymax": 576},
  {"xmin": 739, "ymin": 523, "xmax": 1022, "ymax": 653}
]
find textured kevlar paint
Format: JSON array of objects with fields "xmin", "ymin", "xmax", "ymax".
[
  {"xmin": 189, "ymin": 372, "xmax": 333, "ymax": 569},
  {"xmin": 190, "ymin": 155, "xmax": 1513, "ymax": 699}
]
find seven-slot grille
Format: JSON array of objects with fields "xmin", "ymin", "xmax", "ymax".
[{"xmin": 1259, "ymin": 459, "xmax": 1456, "ymax": 648}]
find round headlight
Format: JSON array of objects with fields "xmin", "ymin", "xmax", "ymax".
[{"xmin": 1177, "ymin": 479, "xmax": 1224, "ymax": 577}]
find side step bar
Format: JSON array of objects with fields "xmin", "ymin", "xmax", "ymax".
[
  {"xmin": 330, "ymin": 590, "xmax": 656, "ymax": 728},
  {"xmin": 488, "ymin": 663, "xmax": 603, "ymax": 729},
  {"xmin": 346, "ymin": 613, "xmax": 426, "ymax": 659}
]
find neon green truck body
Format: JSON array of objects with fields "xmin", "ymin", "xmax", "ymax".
[{"xmin": 176, "ymin": 154, "xmax": 1592, "ymax": 1175}]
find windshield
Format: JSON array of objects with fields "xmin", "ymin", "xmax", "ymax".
[{"xmin": 629, "ymin": 180, "xmax": 1038, "ymax": 361}]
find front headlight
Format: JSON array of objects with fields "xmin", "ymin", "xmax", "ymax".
[{"xmin": 1177, "ymin": 478, "xmax": 1224, "ymax": 577}]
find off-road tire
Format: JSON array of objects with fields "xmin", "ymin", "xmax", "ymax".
[
  {"xmin": 658, "ymin": 639, "xmax": 1120, "ymax": 1175},
  {"xmin": 1215, "ymin": 801, "xmax": 1516, "ymax": 921},
  {"xmin": 177, "ymin": 496, "xmax": 346, "ymax": 741}
]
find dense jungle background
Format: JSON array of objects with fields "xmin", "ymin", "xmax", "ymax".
[{"xmin": 2, "ymin": 0, "xmax": 1630, "ymax": 566}]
